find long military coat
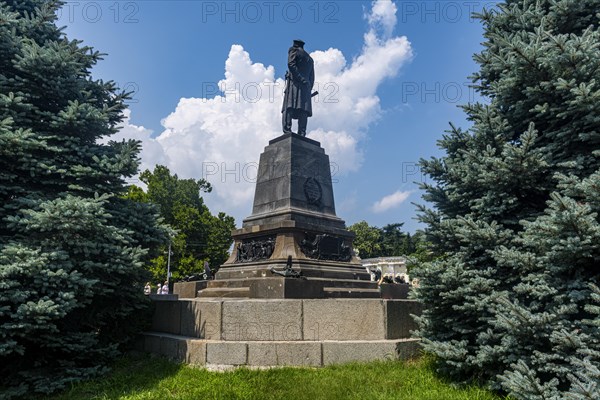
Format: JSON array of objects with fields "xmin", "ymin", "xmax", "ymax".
[{"xmin": 282, "ymin": 45, "xmax": 315, "ymax": 117}]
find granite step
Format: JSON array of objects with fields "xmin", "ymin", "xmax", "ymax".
[
  {"xmin": 311, "ymin": 277, "xmax": 376, "ymax": 287},
  {"xmin": 206, "ymin": 277, "xmax": 377, "ymax": 289},
  {"xmin": 323, "ymin": 287, "xmax": 381, "ymax": 298},
  {"xmin": 198, "ymin": 287, "xmax": 250, "ymax": 298},
  {"xmin": 206, "ymin": 279, "xmax": 254, "ymax": 288},
  {"xmin": 198, "ymin": 276, "xmax": 380, "ymax": 299},
  {"xmin": 216, "ymin": 265, "xmax": 371, "ymax": 281},
  {"xmin": 137, "ymin": 331, "xmax": 421, "ymax": 368}
]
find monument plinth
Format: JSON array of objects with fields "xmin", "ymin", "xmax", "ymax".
[{"xmin": 200, "ymin": 134, "xmax": 379, "ymax": 299}]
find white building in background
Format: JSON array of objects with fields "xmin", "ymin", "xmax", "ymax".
[{"xmin": 360, "ymin": 256, "xmax": 409, "ymax": 282}]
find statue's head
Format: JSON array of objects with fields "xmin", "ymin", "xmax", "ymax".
[{"xmin": 293, "ymin": 39, "xmax": 305, "ymax": 48}]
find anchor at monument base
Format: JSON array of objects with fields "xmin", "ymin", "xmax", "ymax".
[{"xmin": 270, "ymin": 256, "xmax": 305, "ymax": 279}]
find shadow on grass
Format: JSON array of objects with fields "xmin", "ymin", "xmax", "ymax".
[{"xmin": 40, "ymin": 352, "xmax": 184, "ymax": 400}]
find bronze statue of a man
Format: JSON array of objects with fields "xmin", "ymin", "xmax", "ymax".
[{"xmin": 282, "ymin": 39, "xmax": 315, "ymax": 136}]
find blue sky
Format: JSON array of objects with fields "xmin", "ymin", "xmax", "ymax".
[{"xmin": 58, "ymin": 1, "xmax": 496, "ymax": 232}]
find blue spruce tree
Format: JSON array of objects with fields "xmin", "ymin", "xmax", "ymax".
[
  {"xmin": 414, "ymin": 0, "xmax": 599, "ymax": 397},
  {"xmin": 495, "ymin": 171, "xmax": 600, "ymax": 399},
  {"xmin": 0, "ymin": 0, "xmax": 168, "ymax": 397}
]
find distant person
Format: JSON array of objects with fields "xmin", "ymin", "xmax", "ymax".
[
  {"xmin": 378, "ymin": 273, "xmax": 393, "ymax": 286},
  {"xmin": 156, "ymin": 282, "xmax": 163, "ymax": 295},
  {"xmin": 161, "ymin": 281, "xmax": 169, "ymax": 295},
  {"xmin": 372, "ymin": 268, "xmax": 382, "ymax": 282},
  {"xmin": 204, "ymin": 261, "xmax": 212, "ymax": 280},
  {"xmin": 144, "ymin": 282, "xmax": 151, "ymax": 295}
]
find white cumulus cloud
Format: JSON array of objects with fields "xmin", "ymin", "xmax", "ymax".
[
  {"xmin": 102, "ymin": 109, "xmax": 167, "ymax": 177},
  {"xmin": 114, "ymin": 0, "xmax": 412, "ymax": 222},
  {"xmin": 366, "ymin": 0, "xmax": 398, "ymax": 39},
  {"xmin": 372, "ymin": 190, "xmax": 412, "ymax": 213}
]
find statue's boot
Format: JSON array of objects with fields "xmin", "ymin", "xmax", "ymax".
[
  {"xmin": 282, "ymin": 110, "xmax": 293, "ymax": 134},
  {"xmin": 297, "ymin": 112, "xmax": 308, "ymax": 136}
]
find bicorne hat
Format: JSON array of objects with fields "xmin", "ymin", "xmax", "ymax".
[{"xmin": 293, "ymin": 39, "xmax": 305, "ymax": 46}]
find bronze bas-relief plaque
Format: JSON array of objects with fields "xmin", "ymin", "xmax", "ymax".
[
  {"xmin": 235, "ymin": 236, "xmax": 276, "ymax": 263},
  {"xmin": 300, "ymin": 232, "xmax": 352, "ymax": 262},
  {"xmin": 303, "ymin": 177, "xmax": 322, "ymax": 205}
]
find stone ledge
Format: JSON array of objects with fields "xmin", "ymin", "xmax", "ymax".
[
  {"xmin": 150, "ymin": 298, "xmax": 422, "ymax": 341},
  {"xmin": 179, "ymin": 299, "xmax": 222, "ymax": 340},
  {"xmin": 303, "ymin": 299, "xmax": 386, "ymax": 340},
  {"xmin": 322, "ymin": 339, "xmax": 421, "ymax": 365},
  {"xmin": 233, "ymin": 214, "xmax": 350, "ymax": 238},
  {"xmin": 222, "ymin": 299, "xmax": 303, "ymax": 341},
  {"xmin": 139, "ymin": 332, "xmax": 420, "ymax": 368},
  {"xmin": 141, "ymin": 332, "xmax": 207, "ymax": 365},
  {"xmin": 151, "ymin": 299, "xmax": 222, "ymax": 339},
  {"xmin": 206, "ymin": 341, "xmax": 247, "ymax": 365},
  {"xmin": 247, "ymin": 342, "xmax": 322, "ymax": 366},
  {"xmin": 269, "ymin": 132, "xmax": 321, "ymax": 146}
]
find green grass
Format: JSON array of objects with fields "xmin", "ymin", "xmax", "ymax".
[{"xmin": 43, "ymin": 354, "xmax": 507, "ymax": 400}]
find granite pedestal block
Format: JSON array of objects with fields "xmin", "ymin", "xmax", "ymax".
[
  {"xmin": 139, "ymin": 297, "xmax": 422, "ymax": 367},
  {"xmin": 148, "ymin": 297, "xmax": 421, "ymax": 341}
]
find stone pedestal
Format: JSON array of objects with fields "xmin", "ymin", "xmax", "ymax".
[
  {"xmin": 200, "ymin": 134, "xmax": 379, "ymax": 299},
  {"xmin": 139, "ymin": 297, "xmax": 422, "ymax": 367}
]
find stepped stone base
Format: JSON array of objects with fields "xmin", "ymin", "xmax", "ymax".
[
  {"xmin": 206, "ymin": 228, "xmax": 378, "ymax": 299},
  {"xmin": 141, "ymin": 297, "xmax": 422, "ymax": 367},
  {"xmin": 199, "ymin": 275, "xmax": 380, "ymax": 299}
]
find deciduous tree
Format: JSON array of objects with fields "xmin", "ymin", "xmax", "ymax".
[{"xmin": 127, "ymin": 165, "xmax": 235, "ymax": 281}]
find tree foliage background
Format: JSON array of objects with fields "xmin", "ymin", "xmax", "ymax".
[
  {"xmin": 414, "ymin": 1, "xmax": 600, "ymax": 398},
  {"xmin": 124, "ymin": 165, "xmax": 235, "ymax": 283},
  {"xmin": 348, "ymin": 221, "xmax": 430, "ymax": 262},
  {"xmin": 0, "ymin": 0, "xmax": 168, "ymax": 397}
]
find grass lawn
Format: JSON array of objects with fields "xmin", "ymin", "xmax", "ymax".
[{"xmin": 42, "ymin": 353, "xmax": 508, "ymax": 400}]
